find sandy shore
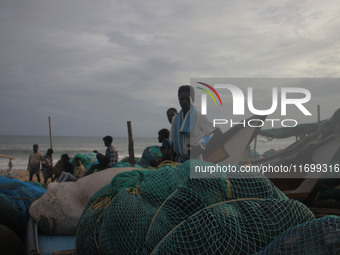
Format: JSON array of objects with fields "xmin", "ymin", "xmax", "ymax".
[{"xmin": 1, "ymin": 169, "xmax": 52, "ymax": 184}]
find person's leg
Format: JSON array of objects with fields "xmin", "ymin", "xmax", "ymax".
[
  {"xmin": 58, "ymin": 172, "xmax": 66, "ymax": 183},
  {"xmin": 36, "ymin": 172, "xmax": 41, "ymax": 183},
  {"xmin": 29, "ymin": 169, "xmax": 33, "ymax": 182},
  {"xmin": 66, "ymin": 173, "xmax": 77, "ymax": 182}
]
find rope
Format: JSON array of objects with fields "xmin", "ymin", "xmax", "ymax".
[
  {"xmin": 145, "ymin": 189, "xmax": 178, "ymax": 241},
  {"xmin": 226, "ymin": 179, "xmax": 232, "ymax": 199},
  {"xmin": 150, "ymin": 197, "xmax": 264, "ymax": 255},
  {"xmin": 148, "ymin": 160, "xmax": 181, "ymax": 170}
]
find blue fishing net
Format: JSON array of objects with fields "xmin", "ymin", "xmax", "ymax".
[{"xmin": 0, "ymin": 176, "xmax": 46, "ymax": 242}]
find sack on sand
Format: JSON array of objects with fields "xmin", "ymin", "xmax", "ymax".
[{"xmin": 29, "ymin": 167, "xmax": 136, "ymax": 235}]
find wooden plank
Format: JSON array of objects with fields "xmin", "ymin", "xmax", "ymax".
[
  {"xmin": 0, "ymin": 154, "xmax": 15, "ymax": 160},
  {"xmin": 308, "ymin": 207, "xmax": 340, "ymax": 218},
  {"xmin": 52, "ymin": 250, "xmax": 77, "ymax": 255}
]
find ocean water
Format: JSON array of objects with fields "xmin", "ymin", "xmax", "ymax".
[
  {"xmin": 0, "ymin": 135, "xmax": 157, "ymax": 170},
  {"xmin": 0, "ymin": 135, "xmax": 295, "ymax": 170}
]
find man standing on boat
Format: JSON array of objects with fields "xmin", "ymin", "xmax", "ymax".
[
  {"xmin": 171, "ymin": 85, "xmax": 215, "ymax": 163},
  {"xmin": 27, "ymin": 144, "xmax": 42, "ymax": 183}
]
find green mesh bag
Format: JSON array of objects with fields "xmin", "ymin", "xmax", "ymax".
[
  {"xmin": 76, "ymin": 160, "xmax": 318, "ymax": 255},
  {"xmin": 254, "ymin": 216, "xmax": 340, "ymax": 255},
  {"xmin": 150, "ymin": 199, "xmax": 314, "ymax": 254}
]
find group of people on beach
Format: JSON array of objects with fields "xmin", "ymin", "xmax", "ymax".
[
  {"xmin": 26, "ymin": 84, "xmax": 213, "ymax": 183},
  {"xmin": 27, "ymin": 144, "xmax": 86, "ymax": 184},
  {"xmin": 27, "ymin": 135, "xmax": 119, "ymax": 184}
]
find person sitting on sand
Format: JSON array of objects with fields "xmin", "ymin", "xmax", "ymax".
[
  {"xmin": 171, "ymin": 85, "xmax": 214, "ymax": 163},
  {"xmin": 166, "ymin": 108, "xmax": 177, "ymax": 124},
  {"xmin": 58, "ymin": 155, "xmax": 85, "ymax": 183},
  {"xmin": 27, "ymin": 144, "xmax": 42, "ymax": 183},
  {"xmin": 52, "ymin": 153, "xmax": 73, "ymax": 181},
  {"xmin": 51, "ymin": 155, "xmax": 65, "ymax": 182},
  {"xmin": 86, "ymin": 136, "xmax": 118, "ymax": 175},
  {"xmin": 41, "ymin": 148, "xmax": 54, "ymax": 184}
]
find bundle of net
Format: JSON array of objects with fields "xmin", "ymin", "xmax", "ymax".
[
  {"xmin": 254, "ymin": 215, "xmax": 340, "ymax": 255},
  {"xmin": 75, "ymin": 160, "xmax": 315, "ymax": 255},
  {"xmin": 0, "ymin": 224, "xmax": 24, "ymax": 255},
  {"xmin": 0, "ymin": 177, "xmax": 46, "ymax": 240},
  {"xmin": 29, "ymin": 168, "xmax": 132, "ymax": 235}
]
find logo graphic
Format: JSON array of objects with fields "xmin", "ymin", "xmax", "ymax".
[{"xmin": 196, "ymin": 82, "xmax": 223, "ymax": 115}]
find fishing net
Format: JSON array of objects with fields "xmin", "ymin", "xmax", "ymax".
[
  {"xmin": 70, "ymin": 153, "xmax": 98, "ymax": 171},
  {"xmin": 0, "ymin": 224, "xmax": 24, "ymax": 255},
  {"xmin": 76, "ymin": 160, "xmax": 318, "ymax": 255},
  {"xmin": 254, "ymin": 216, "xmax": 340, "ymax": 255},
  {"xmin": 29, "ymin": 167, "xmax": 134, "ymax": 235},
  {"xmin": 0, "ymin": 176, "xmax": 46, "ymax": 240},
  {"xmin": 138, "ymin": 146, "xmax": 162, "ymax": 168}
]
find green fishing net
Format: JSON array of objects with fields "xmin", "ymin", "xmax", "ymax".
[{"xmin": 75, "ymin": 160, "xmax": 339, "ymax": 254}]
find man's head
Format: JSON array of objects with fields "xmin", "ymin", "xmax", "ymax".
[
  {"xmin": 33, "ymin": 144, "xmax": 39, "ymax": 153},
  {"xmin": 158, "ymin": 129, "xmax": 170, "ymax": 143},
  {"xmin": 103, "ymin": 136, "xmax": 113, "ymax": 146},
  {"xmin": 75, "ymin": 157, "xmax": 82, "ymax": 166},
  {"xmin": 166, "ymin": 108, "xmax": 177, "ymax": 124},
  {"xmin": 61, "ymin": 153, "xmax": 70, "ymax": 162},
  {"xmin": 178, "ymin": 85, "xmax": 194, "ymax": 113},
  {"xmin": 47, "ymin": 148, "xmax": 54, "ymax": 156}
]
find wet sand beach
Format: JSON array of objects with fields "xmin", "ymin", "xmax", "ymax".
[{"xmin": 1, "ymin": 169, "xmax": 52, "ymax": 185}]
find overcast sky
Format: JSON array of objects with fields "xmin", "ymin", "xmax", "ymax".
[{"xmin": 1, "ymin": 0, "xmax": 340, "ymax": 137}]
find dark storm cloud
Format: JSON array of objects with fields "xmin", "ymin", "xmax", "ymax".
[{"xmin": 1, "ymin": 0, "xmax": 340, "ymax": 136}]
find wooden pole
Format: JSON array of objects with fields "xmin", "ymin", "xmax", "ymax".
[
  {"xmin": 0, "ymin": 154, "xmax": 15, "ymax": 160},
  {"xmin": 48, "ymin": 116, "xmax": 54, "ymax": 167},
  {"xmin": 127, "ymin": 121, "xmax": 135, "ymax": 167},
  {"xmin": 317, "ymin": 105, "xmax": 321, "ymax": 129}
]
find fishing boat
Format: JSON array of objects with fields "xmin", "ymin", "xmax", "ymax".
[
  {"xmin": 202, "ymin": 114, "xmax": 267, "ymax": 164},
  {"xmin": 240, "ymin": 109, "xmax": 340, "ymax": 210}
]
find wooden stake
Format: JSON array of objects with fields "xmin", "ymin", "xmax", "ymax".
[
  {"xmin": 317, "ymin": 105, "xmax": 321, "ymax": 129},
  {"xmin": 127, "ymin": 121, "xmax": 135, "ymax": 167},
  {"xmin": 48, "ymin": 116, "xmax": 54, "ymax": 167}
]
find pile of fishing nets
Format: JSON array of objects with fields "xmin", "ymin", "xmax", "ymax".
[
  {"xmin": 254, "ymin": 216, "xmax": 340, "ymax": 254},
  {"xmin": 75, "ymin": 160, "xmax": 340, "ymax": 254},
  {"xmin": 70, "ymin": 153, "xmax": 98, "ymax": 171},
  {"xmin": 0, "ymin": 176, "xmax": 46, "ymax": 254},
  {"xmin": 0, "ymin": 224, "xmax": 24, "ymax": 255},
  {"xmin": 138, "ymin": 146, "xmax": 162, "ymax": 168}
]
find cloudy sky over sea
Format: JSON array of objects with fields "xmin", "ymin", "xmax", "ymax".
[{"xmin": 1, "ymin": 0, "xmax": 340, "ymax": 137}]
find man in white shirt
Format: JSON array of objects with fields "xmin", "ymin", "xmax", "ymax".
[{"xmin": 171, "ymin": 85, "xmax": 215, "ymax": 163}]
